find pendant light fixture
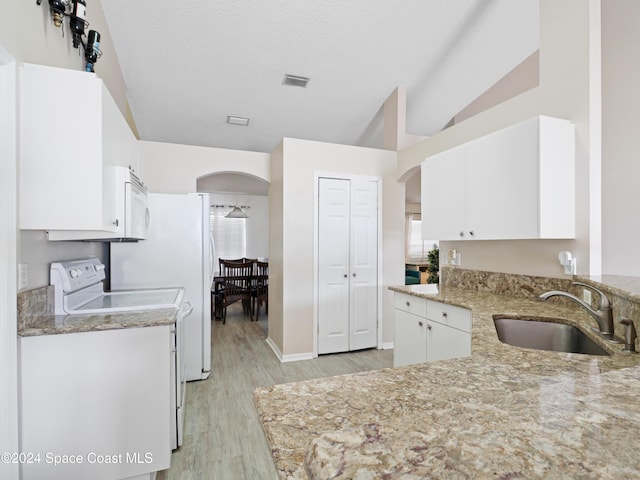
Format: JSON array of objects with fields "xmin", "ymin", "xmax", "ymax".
[{"xmin": 225, "ymin": 205, "xmax": 249, "ymax": 219}]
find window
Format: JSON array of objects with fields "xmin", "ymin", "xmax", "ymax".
[
  {"xmin": 210, "ymin": 207, "xmax": 246, "ymax": 275},
  {"xmin": 406, "ymin": 213, "xmax": 437, "ymax": 263}
]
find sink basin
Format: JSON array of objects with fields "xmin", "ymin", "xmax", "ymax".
[{"xmin": 493, "ymin": 317, "xmax": 610, "ymax": 356}]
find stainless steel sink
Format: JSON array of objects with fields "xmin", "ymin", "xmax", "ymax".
[{"xmin": 493, "ymin": 317, "xmax": 610, "ymax": 356}]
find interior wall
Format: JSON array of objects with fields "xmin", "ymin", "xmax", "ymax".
[
  {"xmin": 140, "ymin": 141, "xmax": 270, "ymax": 193},
  {"xmin": 268, "ymin": 141, "xmax": 284, "ymax": 354},
  {"xmin": 397, "ymin": 0, "xmax": 600, "ymax": 278},
  {"xmin": 4, "ymin": 0, "xmax": 126, "ymax": 291},
  {"xmin": 3, "ymin": 0, "xmax": 128, "ymax": 119},
  {"xmin": 601, "ymin": 0, "xmax": 640, "ymax": 275},
  {"xmin": 0, "ymin": 45, "xmax": 19, "ymax": 480},
  {"xmin": 277, "ymin": 138, "xmax": 403, "ymax": 357},
  {"xmin": 452, "ymin": 50, "xmax": 540, "ymax": 125}
]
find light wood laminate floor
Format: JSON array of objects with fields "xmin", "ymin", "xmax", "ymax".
[{"xmin": 157, "ymin": 303, "xmax": 393, "ymax": 480}]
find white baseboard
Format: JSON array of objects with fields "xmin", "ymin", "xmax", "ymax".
[
  {"xmin": 265, "ymin": 337, "xmax": 314, "ymax": 363},
  {"xmin": 265, "ymin": 336, "xmax": 283, "ymax": 361},
  {"xmin": 382, "ymin": 342, "xmax": 394, "ymax": 350},
  {"xmin": 281, "ymin": 352, "xmax": 314, "ymax": 363}
]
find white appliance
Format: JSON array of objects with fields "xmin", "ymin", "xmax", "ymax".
[
  {"xmin": 111, "ymin": 192, "xmax": 213, "ymax": 381},
  {"xmin": 49, "ymin": 257, "xmax": 189, "ymax": 450},
  {"xmin": 47, "ymin": 165, "xmax": 151, "ymax": 241}
]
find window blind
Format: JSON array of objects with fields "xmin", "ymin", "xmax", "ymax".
[
  {"xmin": 406, "ymin": 213, "xmax": 426, "ymax": 262},
  {"xmin": 210, "ymin": 207, "xmax": 247, "ymax": 275}
]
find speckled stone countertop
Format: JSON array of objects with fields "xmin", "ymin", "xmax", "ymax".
[
  {"xmin": 17, "ymin": 285, "xmax": 177, "ymax": 337},
  {"xmin": 18, "ymin": 309, "xmax": 178, "ymax": 337},
  {"xmin": 254, "ymin": 284, "xmax": 640, "ymax": 480}
]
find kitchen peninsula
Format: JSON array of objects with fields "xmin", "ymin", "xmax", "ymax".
[{"xmin": 254, "ymin": 269, "xmax": 640, "ymax": 479}]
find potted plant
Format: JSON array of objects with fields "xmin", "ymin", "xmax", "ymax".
[{"xmin": 426, "ymin": 245, "xmax": 439, "ymax": 284}]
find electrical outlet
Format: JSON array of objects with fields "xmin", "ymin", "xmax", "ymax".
[
  {"xmin": 447, "ymin": 249, "xmax": 461, "ymax": 266},
  {"xmin": 582, "ymin": 288, "xmax": 592, "ymax": 305}
]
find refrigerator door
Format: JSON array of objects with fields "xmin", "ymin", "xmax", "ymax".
[{"xmin": 111, "ymin": 193, "xmax": 211, "ymax": 381}]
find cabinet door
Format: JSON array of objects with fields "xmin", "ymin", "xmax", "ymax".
[
  {"xmin": 20, "ymin": 64, "xmax": 105, "ymax": 230},
  {"xmin": 467, "ymin": 119, "xmax": 539, "ymax": 240},
  {"xmin": 426, "ymin": 321, "xmax": 471, "ymax": 362},
  {"xmin": 421, "ymin": 144, "xmax": 468, "ymax": 240},
  {"xmin": 394, "ymin": 309, "xmax": 427, "ymax": 367}
]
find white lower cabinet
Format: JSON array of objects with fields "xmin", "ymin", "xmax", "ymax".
[
  {"xmin": 394, "ymin": 293, "xmax": 471, "ymax": 367},
  {"xmin": 18, "ymin": 326, "xmax": 171, "ymax": 480}
]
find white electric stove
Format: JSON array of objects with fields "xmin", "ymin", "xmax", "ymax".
[
  {"xmin": 50, "ymin": 257, "xmax": 184, "ymax": 315},
  {"xmin": 49, "ymin": 256, "xmax": 189, "ymax": 450}
]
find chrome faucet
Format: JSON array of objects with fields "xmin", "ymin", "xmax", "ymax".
[
  {"xmin": 620, "ymin": 318, "xmax": 637, "ymax": 353},
  {"xmin": 539, "ymin": 281, "xmax": 618, "ymax": 340}
]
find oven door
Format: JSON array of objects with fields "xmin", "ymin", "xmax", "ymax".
[{"xmin": 125, "ymin": 177, "xmax": 150, "ymax": 240}]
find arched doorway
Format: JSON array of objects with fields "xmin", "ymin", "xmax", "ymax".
[{"xmin": 196, "ymin": 172, "xmax": 269, "ymax": 276}]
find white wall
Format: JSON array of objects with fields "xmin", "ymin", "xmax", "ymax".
[
  {"xmin": 271, "ymin": 138, "xmax": 403, "ymax": 358},
  {"xmin": 140, "ymin": 141, "xmax": 270, "ymax": 192},
  {"xmin": 1, "ymin": 0, "xmax": 131, "ymax": 291},
  {"xmin": 397, "ymin": 0, "xmax": 601, "ymax": 278},
  {"xmin": 601, "ymin": 0, "xmax": 640, "ymax": 275},
  {"xmin": 0, "ymin": 46, "xmax": 18, "ymax": 480},
  {"xmin": 2, "ymin": 0, "xmax": 129, "ymax": 121}
]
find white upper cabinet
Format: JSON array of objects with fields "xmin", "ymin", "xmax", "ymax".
[
  {"xmin": 19, "ymin": 63, "xmax": 140, "ymax": 234},
  {"xmin": 422, "ymin": 116, "xmax": 575, "ymax": 241}
]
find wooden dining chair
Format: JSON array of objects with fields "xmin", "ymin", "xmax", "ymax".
[
  {"xmin": 251, "ymin": 261, "xmax": 268, "ymax": 321},
  {"xmin": 218, "ymin": 259, "xmax": 254, "ymax": 323}
]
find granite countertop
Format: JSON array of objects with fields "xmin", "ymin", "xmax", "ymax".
[
  {"xmin": 254, "ymin": 285, "xmax": 640, "ymax": 479},
  {"xmin": 18, "ymin": 309, "xmax": 178, "ymax": 337},
  {"xmin": 17, "ymin": 285, "xmax": 178, "ymax": 337}
]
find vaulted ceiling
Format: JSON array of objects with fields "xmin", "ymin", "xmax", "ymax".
[{"xmin": 102, "ymin": 0, "xmax": 539, "ymax": 154}]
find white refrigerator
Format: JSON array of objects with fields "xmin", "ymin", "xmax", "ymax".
[{"xmin": 110, "ymin": 192, "xmax": 212, "ymax": 381}]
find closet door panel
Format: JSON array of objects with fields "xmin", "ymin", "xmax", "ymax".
[
  {"xmin": 318, "ymin": 178, "xmax": 350, "ymax": 354},
  {"xmin": 349, "ymin": 180, "xmax": 378, "ymax": 351}
]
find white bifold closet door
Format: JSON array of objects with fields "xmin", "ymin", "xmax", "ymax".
[{"xmin": 318, "ymin": 177, "xmax": 378, "ymax": 354}]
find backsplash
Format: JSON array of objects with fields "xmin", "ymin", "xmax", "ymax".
[
  {"xmin": 17, "ymin": 285, "xmax": 53, "ymax": 331},
  {"xmin": 440, "ymin": 266, "xmax": 640, "ymax": 340},
  {"xmin": 440, "ymin": 266, "xmax": 573, "ymax": 297}
]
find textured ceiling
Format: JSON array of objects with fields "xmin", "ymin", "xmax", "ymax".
[{"xmin": 102, "ymin": 0, "xmax": 539, "ymax": 154}]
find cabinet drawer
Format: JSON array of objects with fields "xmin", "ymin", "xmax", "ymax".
[
  {"xmin": 426, "ymin": 301, "xmax": 472, "ymax": 333},
  {"xmin": 394, "ymin": 293, "xmax": 427, "ymax": 317}
]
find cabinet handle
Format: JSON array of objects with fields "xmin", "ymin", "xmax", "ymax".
[
  {"xmin": 469, "ymin": 230, "xmax": 475, "ymax": 237},
  {"xmin": 459, "ymin": 231, "xmax": 464, "ymax": 238},
  {"xmin": 418, "ymin": 321, "xmax": 423, "ymax": 327},
  {"xmin": 352, "ymin": 273, "xmax": 356, "ymax": 277},
  {"xmin": 427, "ymin": 324, "xmax": 432, "ymax": 331},
  {"xmin": 113, "ymin": 219, "xmax": 119, "ymax": 227},
  {"xmin": 344, "ymin": 274, "xmax": 348, "ymax": 278},
  {"xmin": 405, "ymin": 301, "xmax": 410, "ymax": 307},
  {"xmin": 442, "ymin": 312, "xmax": 448, "ymax": 318}
]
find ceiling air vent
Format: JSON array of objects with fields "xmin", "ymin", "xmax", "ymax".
[
  {"xmin": 282, "ymin": 74, "xmax": 310, "ymax": 88},
  {"xmin": 226, "ymin": 115, "xmax": 250, "ymax": 126}
]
